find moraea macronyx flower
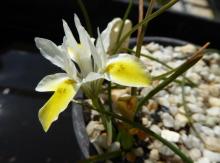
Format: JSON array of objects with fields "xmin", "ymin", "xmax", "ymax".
[{"xmin": 35, "ymin": 14, "xmax": 151, "ymax": 132}]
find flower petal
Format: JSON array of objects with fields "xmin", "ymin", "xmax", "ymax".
[
  {"xmin": 35, "ymin": 37, "xmax": 78, "ymax": 79},
  {"xmin": 97, "ymin": 18, "xmax": 132, "ymax": 54},
  {"xmin": 104, "ymin": 54, "xmax": 151, "ymax": 87},
  {"xmin": 38, "ymin": 79, "xmax": 78, "ymax": 132},
  {"xmin": 35, "ymin": 37, "xmax": 65, "ymax": 70},
  {"xmin": 62, "ymin": 19, "xmax": 77, "ymax": 48},
  {"xmin": 82, "ymin": 72, "xmax": 104, "ymax": 83},
  {"xmin": 35, "ymin": 73, "xmax": 70, "ymax": 92}
]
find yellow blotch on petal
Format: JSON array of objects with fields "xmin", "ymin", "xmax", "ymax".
[
  {"xmin": 105, "ymin": 57, "xmax": 151, "ymax": 87},
  {"xmin": 38, "ymin": 80, "xmax": 76, "ymax": 132}
]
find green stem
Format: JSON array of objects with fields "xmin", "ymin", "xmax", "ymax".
[
  {"xmin": 136, "ymin": 0, "xmax": 155, "ymax": 58},
  {"xmin": 132, "ymin": 0, "xmax": 155, "ymax": 96},
  {"xmin": 95, "ymin": 107, "xmax": 193, "ymax": 163},
  {"xmin": 92, "ymin": 98, "xmax": 113, "ymax": 146},
  {"xmin": 152, "ymin": 69, "xmax": 176, "ymax": 80},
  {"xmin": 75, "ymin": 100, "xmax": 193, "ymax": 162},
  {"xmin": 76, "ymin": 0, "xmax": 93, "ymax": 36},
  {"xmin": 78, "ymin": 151, "xmax": 122, "ymax": 163},
  {"xmin": 181, "ymin": 79, "xmax": 205, "ymax": 144},
  {"xmin": 136, "ymin": 43, "xmax": 209, "ymax": 115},
  {"xmin": 108, "ymin": 82, "xmax": 113, "ymax": 111},
  {"xmin": 112, "ymin": 0, "xmax": 179, "ymax": 54}
]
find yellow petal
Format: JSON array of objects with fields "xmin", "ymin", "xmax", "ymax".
[
  {"xmin": 105, "ymin": 54, "xmax": 151, "ymax": 87},
  {"xmin": 38, "ymin": 80, "xmax": 77, "ymax": 132}
]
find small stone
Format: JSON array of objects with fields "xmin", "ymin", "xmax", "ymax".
[
  {"xmin": 181, "ymin": 134, "xmax": 202, "ymax": 149},
  {"xmin": 192, "ymin": 113, "xmax": 206, "ymax": 122},
  {"xmin": 109, "ymin": 141, "xmax": 120, "ymax": 152},
  {"xmin": 133, "ymin": 147, "xmax": 144, "ymax": 157},
  {"xmin": 200, "ymin": 126, "xmax": 215, "ymax": 137},
  {"xmin": 206, "ymin": 107, "xmax": 220, "ymax": 117},
  {"xmin": 161, "ymin": 129, "xmax": 180, "ymax": 142},
  {"xmin": 161, "ymin": 113, "xmax": 175, "ymax": 128},
  {"xmin": 210, "ymin": 64, "xmax": 220, "ymax": 76},
  {"xmin": 196, "ymin": 157, "xmax": 210, "ymax": 163},
  {"xmin": 204, "ymin": 137, "xmax": 220, "ymax": 152},
  {"xmin": 209, "ymin": 84, "xmax": 220, "ymax": 97},
  {"xmin": 214, "ymin": 126, "xmax": 220, "ymax": 137},
  {"xmin": 205, "ymin": 116, "xmax": 219, "ymax": 126},
  {"xmin": 203, "ymin": 149, "xmax": 220, "ymax": 162},
  {"xmin": 169, "ymin": 106, "xmax": 178, "ymax": 116},
  {"xmin": 174, "ymin": 113, "xmax": 188, "ymax": 130},
  {"xmin": 189, "ymin": 148, "xmax": 201, "ymax": 161},
  {"xmin": 142, "ymin": 117, "xmax": 149, "ymax": 126},
  {"xmin": 174, "ymin": 44, "xmax": 197, "ymax": 54},
  {"xmin": 159, "ymin": 145, "xmax": 174, "ymax": 156},
  {"xmin": 149, "ymin": 149, "xmax": 159, "ymax": 161},
  {"xmin": 86, "ymin": 121, "xmax": 105, "ymax": 140},
  {"xmin": 145, "ymin": 42, "xmax": 160, "ymax": 52},
  {"xmin": 150, "ymin": 125, "xmax": 161, "ymax": 135},
  {"xmin": 187, "ymin": 103, "xmax": 204, "ymax": 113},
  {"xmin": 208, "ymin": 97, "xmax": 220, "ymax": 107}
]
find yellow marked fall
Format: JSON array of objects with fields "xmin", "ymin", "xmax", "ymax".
[
  {"xmin": 38, "ymin": 80, "xmax": 76, "ymax": 132},
  {"xmin": 105, "ymin": 57, "xmax": 151, "ymax": 87}
]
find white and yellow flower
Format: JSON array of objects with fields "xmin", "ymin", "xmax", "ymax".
[{"xmin": 35, "ymin": 14, "xmax": 151, "ymax": 132}]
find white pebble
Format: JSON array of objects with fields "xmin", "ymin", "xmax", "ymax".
[
  {"xmin": 150, "ymin": 125, "xmax": 161, "ymax": 135},
  {"xmin": 133, "ymin": 147, "xmax": 144, "ymax": 157},
  {"xmin": 203, "ymin": 149, "xmax": 220, "ymax": 162},
  {"xmin": 159, "ymin": 145, "xmax": 174, "ymax": 156},
  {"xmin": 196, "ymin": 157, "xmax": 210, "ymax": 163},
  {"xmin": 108, "ymin": 141, "xmax": 120, "ymax": 152},
  {"xmin": 192, "ymin": 113, "xmax": 206, "ymax": 122},
  {"xmin": 149, "ymin": 149, "xmax": 159, "ymax": 161},
  {"xmin": 174, "ymin": 44, "xmax": 197, "ymax": 54},
  {"xmin": 204, "ymin": 137, "xmax": 220, "ymax": 152},
  {"xmin": 161, "ymin": 129, "xmax": 180, "ymax": 142},
  {"xmin": 189, "ymin": 148, "xmax": 201, "ymax": 161},
  {"xmin": 174, "ymin": 113, "xmax": 188, "ymax": 130},
  {"xmin": 200, "ymin": 126, "xmax": 215, "ymax": 137},
  {"xmin": 214, "ymin": 126, "xmax": 220, "ymax": 137},
  {"xmin": 208, "ymin": 97, "xmax": 220, "ymax": 107},
  {"xmin": 181, "ymin": 134, "xmax": 202, "ymax": 149},
  {"xmin": 161, "ymin": 113, "xmax": 175, "ymax": 128},
  {"xmin": 206, "ymin": 107, "xmax": 220, "ymax": 116}
]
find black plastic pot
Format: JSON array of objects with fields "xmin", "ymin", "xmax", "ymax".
[{"xmin": 71, "ymin": 36, "xmax": 191, "ymax": 160}]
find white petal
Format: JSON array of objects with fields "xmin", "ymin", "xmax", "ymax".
[
  {"xmin": 35, "ymin": 37, "xmax": 65, "ymax": 70},
  {"xmin": 82, "ymin": 72, "xmax": 104, "ymax": 83},
  {"xmin": 97, "ymin": 18, "xmax": 132, "ymax": 54},
  {"xmin": 87, "ymin": 36, "xmax": 102, "ymax": 69},
  {"xmin": 36, "ymin": 73, "xmax": 70, "ymax": 92},
  {"xmin": 74, "ymin": 14, "xmax": 91, "ymax": 56},
  {"xmin": 96, "ymin": 18, "xmax": 121, "ymax": 54},
  {"xmin": 62, "ymin": 19, "xmax": 77, "ymax": 47}
]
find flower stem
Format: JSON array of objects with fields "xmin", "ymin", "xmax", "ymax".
[
  {"xmin": 132, "ymin": 0, "xmax": 155, "ymax": 96},
  {"xmin": 136, "ymin": 42, "xmax": 209, "ymax": 115},
  {"xmin": 92, "ymin": 98, "xmax": 113, "ymax": 146},
  {"xmin": 181, "ymin": 79, "xmax": 205, "ymax": 144},
  {"xmin": 112, "ymin": 0, "xmax": 179, "ymax": 54},
  {"xmin": 94, "ymin": 106, "xmax": 193, "ymax": 163}
]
